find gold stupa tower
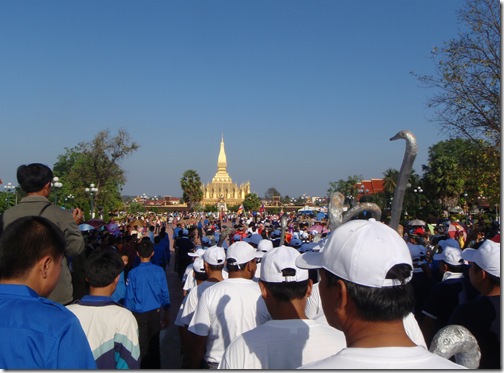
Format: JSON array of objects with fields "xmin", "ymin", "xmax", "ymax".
[{"xmin": 201, "ymin": 135, "xmax": 251, "ymax": 207}]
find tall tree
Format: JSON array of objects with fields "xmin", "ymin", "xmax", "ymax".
[
  {"xmin": 53, "ymin": 129, "xmax": 139, "ymax": 219},
  {"xmin": 421, "ymin": 138, "xmax": 499, "ymax": 209},
  {"xmin": 242, "ymin": 193, "xmax": 261, "ymax": 212},
  {"xmin": 413, "ymin": 0, "xmax": 500, "ymax": 147},
  {"xmin": 180, "ymin": 170, "xmax": 203, "ymax": 211},
  {"xmin": 264, "ymin": 187, "xmax": 281, "ymax": 200},
  {"xmin": 327, "ymin": 175, "xmax": 362, "ymax": 202},
  {"xmin": 382, "ymin": 168, "xmax": 399, "ymax": 195}
]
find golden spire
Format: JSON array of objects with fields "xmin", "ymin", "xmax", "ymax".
[
  {"xmin": 212, "ymin": 135, "xmax": 232, "ymax": 183},
  {"xmin": 217, "ymin": 134, "xmax": 227, "ymax": 171}
]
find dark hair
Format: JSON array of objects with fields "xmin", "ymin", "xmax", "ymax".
[
  {"xmin": 260, "ymin": 279, "xmax": 309, "ymax": 302},
  {"xmin": 84, "ymin": 249, "xmax": 124, "ymax": 287},
  {"xmin": 137, "ymin": 240, "xmax": 154, "ymax": 258},
  {"xmin": 16, "ymin": 163, "xmax": 53, "ymax": 193},
  {"xmin": 207, "ymin": 263, "xmax": 225, "ymax": 271},
  {"xmin": 323, "ymin": 263, "xmax": 415, "ymax": 322},
  {"xmin": 0, "ymin": 216, "xmax": 65, "ymax": 280},
  {"xmin": 194, "ymin": 271, "xmax": 208, "ymax": 281},
  {"xmin": 226, "ymin": 258, "xmax": 248, "ymax": 272},
  {"xmin": 444, "ymin": 262, "xmax": 465, "ymax": 273}
]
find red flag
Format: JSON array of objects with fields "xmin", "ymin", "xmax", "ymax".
[{"xmin": 259, "ymin": 203, "xmax": 265, "ymax": 215}]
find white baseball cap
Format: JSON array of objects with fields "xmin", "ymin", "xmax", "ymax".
[
  {"xmin": 226, "ymin": 241, "xmax": 264, "ymax": 265},
  {"xmin": 257, "ymin": 239, "xmax": 274, "ymax": 253},
  {"xmin": 461, "ymin": 240, "xmax": 500, "ymax": 277},
  {"xmin": 188, "ymin": 248, "xmax": 206, "ymax": 258},
  {"xmin": 260, "ymin": 246, "xmax": 309, "ymax": 283},
  {"xmin": 296, "ymin": 218, "xmax": 413, "ymax": 288},
  {"xmin": 433, "ymin": 246, "xmax": 463, "ymax": 266},
  {"xmin": 202, "ymin": 245, "xmax": 226, "ymax": 266},
  {"xmin": 193, "ymin": 257, "xmax": 206, "ymax": 273}
]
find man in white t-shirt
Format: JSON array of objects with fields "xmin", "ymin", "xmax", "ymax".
[
  {"xmin": 296, "ymin": 218, "xmax": 465, "ymax": 369},
  {"xmin": 181, "ymin": 245, "xmax": 227, "ymax": 326},
  {"xmin": 187, "ymin": 241, "xmax": 271, "ymax": 368},
  {"xmin": 219, "ymin": 246, "xmax": 346, "ymax": 369}
]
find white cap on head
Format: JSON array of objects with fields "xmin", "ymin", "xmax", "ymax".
[
  {"xmin": 433, "ymin": 246, "xmax": 463, "ymax": 266},
  {"xmin": 296, "ymin": 218, "xmax": 413, "ymax": 288},
  {"xmin": 261, "ymin": 246, "xmax": 309, "ymax": 283},
  {"xmin": 462, "ymin": 240, "xmax": 500, "ymax": 277},
  {"xmin": 226, "ymin": 241, "xmax": 264, "ymax": 266},
  {"xmin": 193, "ymin": 257, "xmax": 206, "ymax": 273},
  {"xmin": 188, "ymin": 248, "xmax": 206, "ymax": 258},
  {"xmin": 202, "ymin": 245, "xmax": 226, "ymax": 266},
  {"xmin": 257, "ymin": 239, "xmax": 274, "ymax": 253}
]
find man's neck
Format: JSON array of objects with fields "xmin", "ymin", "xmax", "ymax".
[
  {"xmin": 206, "ymin": 270, "xmax": 224, "ymax": 282},
  {"xmin": 26, "ymin": 191, "xmax": 48, "ymax": 198},
  {"xmin": 344, "ymin": 319, "xmax": 416, "ymax": 348},
  {"xmin": 268, "ymin": 299, "xmax": 307, "ymax": 320},
  {"xmin": 89, "ymin": 286, "xmax": 114, "ymax": 297}
]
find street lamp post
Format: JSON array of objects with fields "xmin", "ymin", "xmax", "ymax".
[
  {"xmin": 64, "ymin": 194, "xmax": 75, "ymax": 209},
  {"xmin": 51, "ymin": 177, "xmax": 63, "ymax": 205},
  {"xmin": 346, "ymin": 195, "xmax": 355, "ymax": 207},
  {"xmin": 413, "ymin": 186, "xmax": 423, "ymax": 217},
  {"xmin": 85, "ymin": 183, "xmax": 98, "ymax": 219},
  {"xmin": 4, "ymin": 182, "xmax": 16, "ymax": 208}
]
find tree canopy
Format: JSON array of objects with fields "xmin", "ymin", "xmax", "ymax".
[
  {"xmin": 53, "ymin": 129, "xmax": 139, "ymax": 219},
  {"xmin": 414, "ymin": 0, "xmax": 500, "ymax": 147},
  {"xmin": 243, "ymin": 193, "xmax": 261, "ymax": 212},
  {"xmin": 180, "ymin": 169, "xmax": 203, "ymax": 211},
  {"xmin": 421, "ymin": 137, "xmax": 499, "ymax": 209}
]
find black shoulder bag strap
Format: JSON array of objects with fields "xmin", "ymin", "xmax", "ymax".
[{"xmin": 38, "ymin": 202, "xmax": 52, "ymax": 217}]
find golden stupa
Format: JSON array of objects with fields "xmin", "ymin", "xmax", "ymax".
[{"xmin": 201, "ymin": 135, "xmax": 250, "ymax": 207}]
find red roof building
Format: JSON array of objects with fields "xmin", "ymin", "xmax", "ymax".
[{"xmin": 355, "ymin": 179, "xmax": 384, "ymax": 201}]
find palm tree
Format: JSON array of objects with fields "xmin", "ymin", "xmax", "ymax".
[{"xmin": 383, "ymin": 168, "xmax": 398, "ymax": 195}]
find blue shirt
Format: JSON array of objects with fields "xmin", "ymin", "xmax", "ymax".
[
  {"xmin": 111, "ymin": 271, "xmax": 126, "ymax": 304},
  {"xmin": 124, "ymin": 262, "xmax": 170, "ymax": 313},
  {"xmin": 0, "ymin": 284, "xmax": 96, "ymax": 369}
]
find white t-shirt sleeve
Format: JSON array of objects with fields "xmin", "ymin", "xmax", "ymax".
[
  {"xmin": 188, "ymin": 289, "xmax": 212, "ymax": 336},
  {"xmin": 180, "ymin": 286, "xmax": 199, "ymax": 325},
  {"xmin": 403, "ymin": 312, "xmax": 427, "ymax": 348}
]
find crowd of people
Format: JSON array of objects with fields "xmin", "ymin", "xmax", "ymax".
[{"xmin": 0, "ymin": 162, "xmax": 500, "ymax": 369}]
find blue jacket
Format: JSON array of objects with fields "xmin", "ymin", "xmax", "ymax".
[
  {"xmin": 125, "ymin": 262, "xmax": 170, "ymax": 313},
  {"xmin": 0, "ymin": 284, "xmax": 96, "ymax": 369}
]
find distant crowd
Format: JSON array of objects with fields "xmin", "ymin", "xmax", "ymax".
[{"xmin": 0, "ymin": 163, "xmax": 500, "ymax": 369}]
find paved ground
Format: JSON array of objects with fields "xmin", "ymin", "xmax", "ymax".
[{"xmin": 160, "ymin": 227, "xmax": 184, "ymax": 369}]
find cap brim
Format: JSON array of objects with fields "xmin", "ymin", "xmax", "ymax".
[
  {"xmin": 254, "ymin": 251, "xmax": 265, "ymax": 258},
  {"xmin": 295, "ymin": 251, "xmax": 324, "ymax": 270},
  {"xmin": 461, "ymin": 248, "xmax": 477, "ymax": 262},
  {"xmin": 432, "ymin": 253, "xmax": 444, "ymax": 261}
]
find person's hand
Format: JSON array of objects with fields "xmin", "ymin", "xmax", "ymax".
[
  {"xmin": 73, "ymin": 208, "xmax": 84, "ymax": 224},
  {"xmin": 161, "ymin": 312, "xmax": 170, "ymax": 329}
]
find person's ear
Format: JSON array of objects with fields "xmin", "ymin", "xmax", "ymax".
[
  {"xmin": 40, "ymin": 256, "xmax": 52, "ymax": 279},
  {"xmin": 305, "ymin": 278, "xmax": 313, "ymax": 298},
  {"xmin": 335, "ymin": 279, "xmax": 348, "ymax": 311},
  {"xmin": 259, "ymin": 280, "xmax": 268, "ymax": 300}
]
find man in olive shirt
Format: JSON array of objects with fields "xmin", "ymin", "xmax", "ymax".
[{"xmin": 2, "ymin": 163, "xmax": 85, "ymax": 305}]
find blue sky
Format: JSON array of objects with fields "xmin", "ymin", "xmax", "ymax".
[{"xmin": 0, "ymin": 0, "xmax": 466, "ymax": 198}]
